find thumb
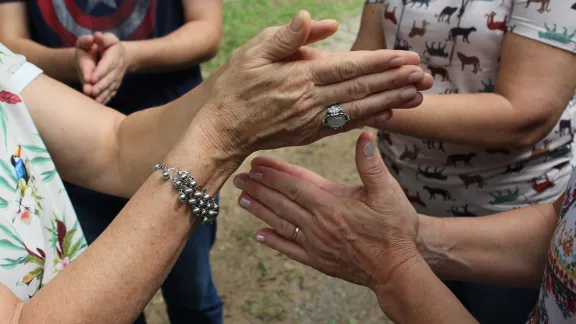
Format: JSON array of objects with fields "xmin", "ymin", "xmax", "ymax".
[
  {"xmin": 355, "ymin": 132, "xmax": 389, "ymax": 197},
  {"xmin": 259, "ymin": 10, "xmax": 312, "ymax": 62}
]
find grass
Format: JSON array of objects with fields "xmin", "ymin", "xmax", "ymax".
[{"xmin": 201, "ymin": 0, "xmax": 363, "ymax": 73}]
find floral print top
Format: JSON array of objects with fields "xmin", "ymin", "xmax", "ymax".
[
  {"xmin": 530, "ymin": 169, "xmax": 576, "ymax": 323},
  {"xmin": 0, "ymin": 43, "xmax": 86, "ymax": 301}
]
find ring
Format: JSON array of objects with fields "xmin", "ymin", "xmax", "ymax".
[
  {"xmin": 292, "ymin": 227, "xmax": 300, "ymax": 241},
  {"xmin": 323, "ymin": 104, "xmax": 350, "ymax": 129}
]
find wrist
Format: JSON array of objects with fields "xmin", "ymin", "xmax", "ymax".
[{"xmin": 122, "ymin": 41, "xmax": 139, "ymax": 74}]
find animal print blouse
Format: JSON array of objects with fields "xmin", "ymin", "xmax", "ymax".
[{"xmin": 366, "ymin": 0, "xmax": 576, "ymax": 217}]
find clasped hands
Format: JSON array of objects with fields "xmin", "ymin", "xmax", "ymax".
[{"xmin": 74, "ymin": 31, "xmax": 127, "ymax": 104}]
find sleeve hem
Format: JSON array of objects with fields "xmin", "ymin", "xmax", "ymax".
[{"xmin": 10, "ymin": 62, "xmax": 43, "ymax": 93}]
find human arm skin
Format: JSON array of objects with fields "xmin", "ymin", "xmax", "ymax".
[
  {"xmin": 0, "ymin": 1, "xmax": 222, "ymax": 81},
  {"xmin": 352, "ymin": 4, "xmax": 576, "ymax": 149},
  {"xmin": 417, "ymin": 196, "xmax": 562, "ymax": 288},
  {"xmin": 123, "ymin": 0, "xmax": 222, "ymax": 74},
  {"xmin": 0, "ymin": 2, "xmax": 79, "ymax": 82},
  {"xmin": 1, "ymin": 117, "xmax": 233, "ymax": 324}
]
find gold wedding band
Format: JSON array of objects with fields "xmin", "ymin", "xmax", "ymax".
[{"xmin": 292, "ymin": 227, "xmax": 300, "ymax": 241}]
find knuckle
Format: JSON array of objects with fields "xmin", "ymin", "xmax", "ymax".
[
  {"xmin": 348, "ymin": 79, "xmax": 370, "ymax": 100},
  {"xmin": 335, "ymin": 61, "xmax": 361, "ymax": 81},
  {"xmin": 287, "ymin": 183, "xmax": 303, "ymax": 201},
  {"xmin": 272, "ymin": 31, "xmax": 293, "ymax": 54}
]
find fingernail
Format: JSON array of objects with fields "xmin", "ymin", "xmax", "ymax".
[
  {"xmin": 234, "ymin": 177, "xmax": 246, "ymax": 189},
  {"xmin": 363, "ymin": 141, "xmax": 375, "ymax": 158},
  {"xmin": 256, "ymin": 235, "xmax": 265, "ymax": 242},
  {"xmin": 400, "ymin": 87, "xmax": 417, "ymax": 101},
  {"xmin": 390, "ymin": 57, "xmax": 404, "ymax": 68},
  {"xmin": 249, "ymin": 171, "xmax": 263, "ymax": 181},
  {"xmin": 290, "ymin": 12, "xmax": 304, "ymax": 32},
  {"xmin": 408, "ymin": 72, "xmax": 424, "ymax": 83},
  {"xmin": 240, "ymin": 196, "xmax": 251, "ymax": 208}
]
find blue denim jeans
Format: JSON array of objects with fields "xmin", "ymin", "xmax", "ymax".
[
  {"xmin": 444, "ymin": 280, "xmax": 539, "ymax": 323},
  {"xmin": 65, "ymin": 183, "xmax": 223, "ymax": 324}
]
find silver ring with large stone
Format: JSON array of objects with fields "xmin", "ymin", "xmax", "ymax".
[{"xmin": 323, "ymin": 104, "xmax": 350, "ymax": 129}]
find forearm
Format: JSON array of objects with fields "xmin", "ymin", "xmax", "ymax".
[
  {"xmin": 113, "ymin": 78, "xmax": 218, "ymax": 196},
  {"xmin": 373, "ymin": 256, "xmax": 476, "ymax": 323},
  {"xmin": 380, "ymin": 93, "xmax": 550, "ymax": 148},
  {"xmin": 17, "ymin": 124, "xmax": 236, "ymax": 323},
  {"xmin": 418, "ymin": 204, "xmax": 557, "ymax": 288},
  {"xmin": 1, "ymin": 38, "xmax": 78, "ymax": 82},
  {"xmin": 124, "ymin": 21, "xmax": 221, "ymax": 74}
]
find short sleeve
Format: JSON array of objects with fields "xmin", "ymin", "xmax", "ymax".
[
  {"xmin": 0, "ymin": 43, "xmax": 43, "ymax": 93},
  {"xmin": 509, "ymin": 0, "xmax": 576, "ymax": 54}
]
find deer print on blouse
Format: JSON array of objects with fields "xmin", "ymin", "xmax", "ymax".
[
  {"xmin": 423, "ymin": 41, "xmax": 449, "ymax": 58},
  {"xmin": 447, "ymin": 27, "xmax": 477, "ymax": 43},
  {"xmin": 458, "ymin": 174, "xmax": 486, "ymax": 189},
  {"xmin": 404, "ymin": 189, "xmax": 427, "ymax": 207},
  {"xmin": 409, "ymin": 20, "xmax": 430, "ymax": 38},
  {"xmin": 457, "ymin": 52, "xmax": 480, "ymax": 74},
  {"xmin": 422, "ymin": 140, "xmax": 445, "ymax": 151},
  {"xmin": 557, "ymin": 119, "xmax": 572, "ymax": 137},
  {"xmin": 531, "ymin": 139, "xmax": 551, "ymax": 157},
  {"xmin": 436, "ymin": 6, "xmax": 458, "ymax": 24},
  {"xmin": 450, "ymin": 204, "xmax": 477, "ymax": 216},
  {"xmin": 525, "ymin": 0, "xmax": 551, "ymax": 13},
  {"xmin": 442, "ymin": 88, "xmax": 460, "ymax": 94},
  {"xmin": 489, "ymin": 187, "xmax": 523, "ymax": 205},
  {"xmin": 503, "ymin": 162, "xmax": 525, "ymax": 174},
  {"xmin": 478, "ymin": 79, "xmax": 495, "ymax": 93},
  {"xmin": 384, "ymin": 4, "xmax": 398, "ymax": 24},
  {"xmin": 485, "ymin": 12, "xmax": 508, "ymax": 32},
  {"xmin": 407, "ymin": 0, "xmax": 433, "ymax": 9},
  {"xmin": 417, "ymin": 166, "xmax": 448, "ymax": 180},
  {"xmin": 530, "ymin": 174, "xmax": 555, "ymax": 193},
  {"xmin": 394, "ymin": 38, "xmax": 412, "ymax": 51},
  {"xmin": 446, "ymin": 152, "xmax": 477, "ymax": 166},
  {"xmin": 399, "ymin": 144, "xmax": 420, "ymax": 161},
  {"xmin": 428, "ymin": 66, "xmax": 451, "ymax": 82},
  {"xmin": 423, "ymin": 186, "xmax": 455, "ymax": 201}
]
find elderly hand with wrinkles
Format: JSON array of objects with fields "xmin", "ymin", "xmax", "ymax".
[{"xmin": 191, "ymin": 10, "xmax": 433, "ymax": 164}]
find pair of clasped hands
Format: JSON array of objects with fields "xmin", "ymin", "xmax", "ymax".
[
  {"xmin": 74, "ymin": 32, "xmax": 127, "ymax": 104},
  {"xmin": 195, "ymin": 10, "xmax": 434, "ymax": 297}
]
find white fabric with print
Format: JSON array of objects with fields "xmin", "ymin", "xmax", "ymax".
[{"xmin": 0, "ymin": 43, "xmax": 86, "ymax": 301}]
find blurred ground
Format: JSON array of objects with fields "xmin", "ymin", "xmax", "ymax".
[{"xmin": 145, "ymin": 2, "xmax": 393, "ymax": 323}]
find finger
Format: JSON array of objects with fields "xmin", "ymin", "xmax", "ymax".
[
  {"xmin": 234, "ymin": 174, "xmax": 311, "ymax": 229},
  {"xmin": 75, "ymin": 35, "xmax": 94, "ymax": 50},
  {"xmin": 415, "ymin": 73, "xmax": 434, "ymax": 91},
  {"xmin": 256, "ymin": 10, "xmax": 312, "ymax": 63},
  {"xmin": 238, "ymin": 192, "xmax": 307, "ymax": 244},
  {"xmin": 242, "ymin": 166, "xmax": 330, "ymax": 214},
  {"xmin": 354, "ymin": 132, "xmax": 391, "ymax": 198},
  {"xmin": 92, "ymin": 53, "xmax": 118, "ymax": 84},
  {"xmin": 94, "ymin": 32, "xmax": 119, "ymax": 49},
  {"xmin": 83, "ymin": 83, "xmax": 93, "ymax": 96},
  {"xmin": 310, "ymin": 50, "xmax": 421, "ymax": 86},
  {"xmin": 255, "ymin": 228, "xmax": 310, "ymax": 265},
  {"xmin": 251, "ymin": 156, "xmax": 342, "ymax": 192},
  {"xmin": 92, "ymin": 71, "xmax": 117, "ymax": 96},
  {"xmin": 95, "ymin": 87, "xmax": 112, "ymax": 104},
  {"xmin": 334, "ymin": 85, "xmax": 419, "ymax": 121},
  {"xmin": 317, "ymin": 65, "xmax": 425, "ymax": 107},
  {"xmin": 305, "ymin": 19, "xmax": 339, "ymax": 45}
]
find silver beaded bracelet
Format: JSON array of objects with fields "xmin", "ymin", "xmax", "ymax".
[{"xmin": 154, "ymin": 164, "xmax": 219, "ymax": 225}]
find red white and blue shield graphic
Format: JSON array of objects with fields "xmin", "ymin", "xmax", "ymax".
[{"xmin": 37, "ymin": 0, "xmax": 157, "ymax": 46}]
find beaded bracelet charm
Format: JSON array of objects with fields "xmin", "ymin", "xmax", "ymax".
[{"xmin": 154, "ymin": 164, "xmax": 219, "ymax": 225}]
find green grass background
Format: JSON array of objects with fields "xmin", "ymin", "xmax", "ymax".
[{"xmin": 202, "ymin": 0, "xmax": 363, "ymax": 73}]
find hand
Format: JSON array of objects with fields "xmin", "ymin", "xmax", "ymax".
[
  {"xmin": 197, "ymin": 10, "xmax": 433, "ymax": 162},
  {"xmin": 89, "ymin": 32, "xmax": 128, "ymax": 104},
  {"xmin": 233, "ymin": 131, "xmax": 421, "ymax": 289},
  {"xmin": 75, "ymin": 35, "xmax": 99, "ymax": 95}
]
